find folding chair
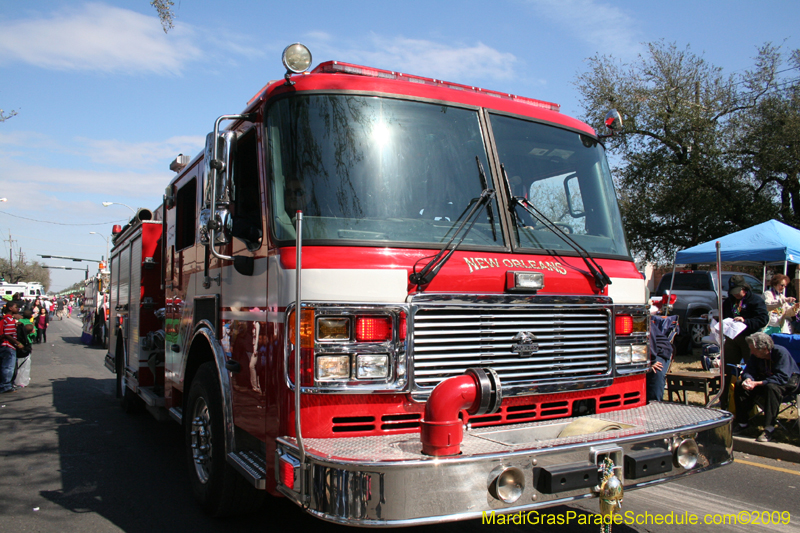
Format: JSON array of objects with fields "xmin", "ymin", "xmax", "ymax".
[
  {"xmin": 774, "ymin": 385, "xmax": 800, "ymax": 434},
  {"xmin": 750, "ymin": 381, "xmax": 800, "ymax": 435},
  {"xmin": 768, "ymin": 333, "xmax": 800, "ymax": 434}
]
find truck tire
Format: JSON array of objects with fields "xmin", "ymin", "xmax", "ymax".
[
  {"xmin": 687, "ymin": 312, "xmax": 711, "ymax": 350},
  {"xmin": 689, "ymin": 321, "xmax": 707, "ymax": 348},
  {"xmin": 185, "ymin": 362, "xmax": 264, "ymax": 517}
]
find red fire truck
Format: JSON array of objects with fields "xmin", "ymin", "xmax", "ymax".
[{"xmin": 105, "ymin": 43, "xmax": 732, "ymax": 525}]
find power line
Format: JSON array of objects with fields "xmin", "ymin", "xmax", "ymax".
[
  {"xmin": 0, "ymin": 211, "xmax": 127, "ymax": 226},
  {"xmin": 730, "ymin": 66, "xmax": 798, "ymax": 87}
]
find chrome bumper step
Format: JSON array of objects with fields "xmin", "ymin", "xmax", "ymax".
[{"xmin": 276, "ymin": 402, "xmax": 732, "ymax": 526}]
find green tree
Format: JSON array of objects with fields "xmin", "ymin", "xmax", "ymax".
[
  {"xmin": 575, "ymin": 41, "xmax": 787, "ymax": 263},
  {"xmin": 61, "ymin": 280, "xmax": 84, "ymax": 296},
  {"xmin": 735, "ymin": 49, "xmax": 800, "ymax": 227}
]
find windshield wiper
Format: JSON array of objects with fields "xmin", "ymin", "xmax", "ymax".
[
  {"xmin": 441, "ymin": 157, "xmax": 497, "ymax": 243},
  {"xmin": 410, "ymin": 187, "xmax": 496, "ymax": 288},
  {"xmin": 500, "ymin": 164, "xmax": 612, "ymax": 291}
]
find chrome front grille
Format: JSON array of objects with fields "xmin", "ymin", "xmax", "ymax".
[{"xmin": 411, "ymin": 303, "xmax": 611, "ymax": 397}]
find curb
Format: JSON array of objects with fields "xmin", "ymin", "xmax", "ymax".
[{"xmin": 733, "ymin": 435, "xmax": 800, "ymax": 463}]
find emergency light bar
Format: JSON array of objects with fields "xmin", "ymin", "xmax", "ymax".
[{"xmin": 314, "ymin": 61, "xmax": 561, "ymax": 112}]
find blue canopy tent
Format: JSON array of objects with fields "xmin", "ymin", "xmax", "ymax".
[{"xmin": 675, "ymin": 219, "xmax": 800, "ymax": 266}]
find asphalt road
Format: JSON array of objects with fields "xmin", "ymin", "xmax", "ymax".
[{"xmin": 2, "ymin": 316, "xmax": 800, "ymax": 532}]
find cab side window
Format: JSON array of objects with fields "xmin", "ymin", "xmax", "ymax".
[
  {"xmin": 230, "ymin": 128, "xmax": 262, "ymax": 251},
  {"xmin": 175, "ymin": 178, "xmax": 197, "ymax": 251}
]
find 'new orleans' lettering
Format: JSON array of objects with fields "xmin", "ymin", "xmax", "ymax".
[{"xmin": 463, "ymin": 257, "xmax": 568, "ymax": 275}]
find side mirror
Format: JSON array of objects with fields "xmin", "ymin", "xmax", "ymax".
[
  {"xmin": 563, "ymin": 174, "xmax": 585, "ymax": 218},
  {"xmin": 599, "ymin": 109, "xmax": 623, "ymax": 138},
  {"xmin": 198, "ymin": 208, "xmax": 231, "ymax": 246},
  {"xmin": 202, "ymin": 112, "xmax": 258, "ymax": 277},
  {"xmin": 203, "ymin": 131, "xmax": 236, "ymax": 208},
  {"xmin": 604, "ymin": 109, "xmax": 623, "ymax": 131},
  {"xmin": 200, "ymin": 130, "xmax": 238, "ymax": 246}
]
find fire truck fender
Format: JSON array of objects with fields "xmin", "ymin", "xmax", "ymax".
[{"xmin": 185, "ymin": 323, "xmax": 235, "ymax": 457}]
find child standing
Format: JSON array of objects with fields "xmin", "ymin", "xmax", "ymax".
[{"xmin": 36, "ymin": 308, "xmax": 49, "ymax": 344}]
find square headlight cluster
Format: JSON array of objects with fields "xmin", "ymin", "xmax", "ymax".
[
  {"xmin": 313, "ymin": 314, "xmax": 398, "ymax": 381},
  {"xmin": 615, "ymin": 343, "xmax": 648, "ymax": 365},
  {"xmin": 316, "ymin": 354, "xmax": 390, "ymax": 380},
  {"xmin": 615, "ymin": 311, "xmax": 648, "ymax": 366}
]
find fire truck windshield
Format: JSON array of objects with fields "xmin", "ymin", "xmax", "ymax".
[
  {"xmin": 492, "ymin": 113, "xmax": 629, "ymax": 258},
  {"xmin": 267, "ymin": 95, "xmax": 502, "ymax": 247},
  {"xmin": 266, "ymin": 94, "xmax": 629, "ymax": 259}
]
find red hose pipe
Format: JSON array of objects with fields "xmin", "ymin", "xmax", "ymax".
[{"xmin": 420, "ymin": 367, "xmax": 501, "ymax": 456}]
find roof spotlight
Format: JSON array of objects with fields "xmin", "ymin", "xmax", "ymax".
[{"xmin": 282, "ymin": 43, "xmax": 312, "ymax": 84}]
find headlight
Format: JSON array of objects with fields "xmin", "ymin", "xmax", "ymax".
[
  {"xmin": 316, "ymin": 355, "xmax": 350, "ymax": 380},
  {"xmin": 631, "ymin": 344, "xmax": 648, "ymax": 363},
  {"xmin": 356, "ymin": 354, "xmax": 389, "ymax": 379},
  {"xmin": 282, "ymin": 43, "xmax": 312, "ymax": 74},
  {"xmin": 615, "ymin": 345, "xmax": 632, "ymax": 364}
]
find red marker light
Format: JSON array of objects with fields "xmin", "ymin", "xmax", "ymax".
[
  {"xmin": 399, "ymin": 313, "xmax": 407, "ymax": 341},
  {"xmin": 279, "ymin": 457, "xmax": 295, "ymax": 488},
  {"xmin": 356, "ymin": 316, "xmax": 392, "ymax": 342},
  {"xmin": 615, "ymin": 315, "xmax": 634, "ymax": 335}
]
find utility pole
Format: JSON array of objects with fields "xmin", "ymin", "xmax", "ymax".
[{"xmin": 4, "ymin": 231, "xmax": 16, "ymax": 282}]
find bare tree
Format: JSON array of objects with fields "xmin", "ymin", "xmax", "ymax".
[
  {"xmin": 151, "ymin": 0, "xmax": 175, "ymax": 33},
  {"xmin": 0, "ymin": 108, "xmax": 18, "ymax": 122}
]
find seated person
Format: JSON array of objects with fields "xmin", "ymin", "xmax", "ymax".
[{"xmin": 731, "ymin": 332, "xmax": 800, "ymax": 442}]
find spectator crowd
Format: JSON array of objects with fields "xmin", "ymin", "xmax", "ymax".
[{"xmin": 1, "ymin": 293, "xmax": 80, "ymax": 394}]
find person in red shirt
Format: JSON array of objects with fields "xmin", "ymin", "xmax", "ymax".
[
  {"xmin": 36, "ymin": 307, "xmax": 49, "ymax": 344},
  {"xmin": 1, "ymin": 299, "xmax": 24, "ymax": 393}
]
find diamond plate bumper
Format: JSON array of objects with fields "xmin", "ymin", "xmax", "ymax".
[{"xmin": 276, "ymin": 402, "xmax": 732, "ymax": 526}]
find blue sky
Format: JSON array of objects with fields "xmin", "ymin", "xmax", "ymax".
[{"xmin": 1, "ymin": 0, "xmax": 799, "ymax": 291}]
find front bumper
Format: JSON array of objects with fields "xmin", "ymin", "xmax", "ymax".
[{"xmin": 276, "ymin": 402, "xmax": 732, "ymax": 526}]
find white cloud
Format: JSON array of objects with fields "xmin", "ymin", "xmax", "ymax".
[
  {"xmin": 0, "ymin": 132, "xmax": 204, "ymax": 210},
  {"xmin": 3, "ymin": 159, "xmax": 168, "ymax": 200},
  {"xmin": 306, "ymin": 33, "xmax": 523, "ymax": 83},
  {"xmin": 524, "ymin": 0, "xmax": 644, "ymax": 58},
  {"xmin": 78, "ymin": 135, "xmax": 205, "ymax": 170},
  {"xmin": 0, "ymin": 3, "xmax": 202, "ymax": 74},
  {"xmin": 0, "ymin": 131, "xmax": 204, "ymax": 172}
]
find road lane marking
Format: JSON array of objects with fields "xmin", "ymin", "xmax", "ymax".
[{"xmin": 735, "ymin": 458, "xmax": 800, "ymax": 476}]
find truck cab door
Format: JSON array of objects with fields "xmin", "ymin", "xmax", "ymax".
[
  {"xmin": 165, "ymin": 175, "xmax": 200, "ymax": 388},
  {"xmin": 223, "ymin": 127, "xmax": 268, "ymax": 441}
]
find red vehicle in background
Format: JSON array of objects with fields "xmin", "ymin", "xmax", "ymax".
[{"xmin": 105, "ymin": 44, "xmax": 731, "ymax": 525}]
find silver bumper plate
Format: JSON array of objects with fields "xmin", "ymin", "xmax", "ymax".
[{"xmin": 277, "ymin": 402, "xmax": 732, "ymax": 526}]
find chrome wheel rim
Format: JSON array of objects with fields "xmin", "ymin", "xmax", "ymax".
[
  {"xmin": 190, "ymin": 398, "xmax": 212, "ymax": 484},
  {"xmin": 691, "ymin": 323, "xmax": 706, "ymax": 345}
]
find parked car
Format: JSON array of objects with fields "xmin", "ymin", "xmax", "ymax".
[{"xmin": 653, "ymin": 270, "xmax": 763, "ymax": 350}]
